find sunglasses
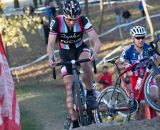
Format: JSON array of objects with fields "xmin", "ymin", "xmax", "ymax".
[
  {"xmin": 135, "ymin": 36, "xmax": 145, "ymax": 40},
  {"xmin": 66, "ymin": 18, "xmax": 77, "ymax": 22}
]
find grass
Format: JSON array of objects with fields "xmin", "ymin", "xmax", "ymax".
[
  {"xmin": 20, "ymin": 108, "xmax": 39, "ymax": 130},
  {"xmin": 16, "ymin": 84, "xmax": 42, "ymax": 130},
  {"xmin": 16, "ymin": 79, "xmax": 67, "ymax": 130}
]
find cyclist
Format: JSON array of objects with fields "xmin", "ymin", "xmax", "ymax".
[
  {"xmin": 118, "ymin": 26, "xmax": 160, "ymax": 119},
  {"xmin": 47, "ymin": 0, "xmax": 101, "ymax": 128}
]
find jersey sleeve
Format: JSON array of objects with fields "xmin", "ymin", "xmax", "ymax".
[
  {"xmin": 120, "ymin": 50, "xmax": 128, "ymax": 62},
  {"xmin": 49, "ymin": 17, "xmax": 58, "ymax": 35},
  {"xmin": 81, "ymin": 16, "xmax": 93, "ymax": 32}
]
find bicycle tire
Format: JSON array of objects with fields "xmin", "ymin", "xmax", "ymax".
[
  {"xmin": 94, "ymin": 86, "xmax": 130, "ymax": 124},
  {"xmin": 144, "ymin": 69, "xmax": 160, "ymax": 112}
]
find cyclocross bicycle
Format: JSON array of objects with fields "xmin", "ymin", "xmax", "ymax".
[
  {"xmin": 52, "ymin": 58, "xmax": 97, "ymax": 129},
  {"xmin": 94, "ymin": 35, "xmax": 160, "ymax": 124},
  {"xmin": 94, "ymin": 56, "xmax": 139, "ymax": 124}
]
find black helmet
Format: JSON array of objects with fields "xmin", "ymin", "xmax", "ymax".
[{"xmin": 63, "ymin": 0, "xmax": 81, "ymax": 19}]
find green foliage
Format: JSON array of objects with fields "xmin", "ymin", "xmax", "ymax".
[{"xmin": 0, "ymin": 15, "xmax": 41, "ymax": 48}]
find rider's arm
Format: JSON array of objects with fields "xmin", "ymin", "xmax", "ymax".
[
  {"xmin": 81, "ymin": 16, "xmax": 101, "ymax": 55},
  {"xmin": 117, "ymin": 50, "xmax": 131, "ymax": 70},
  {"xmin": 47, "ymin": 34, "xmax": 57, "ymax": 62},
  {"xmin": 87, "ymin": 29, "xmax": 101, "ymax": 55},
  {"xmin": 47, "ymin": 19, "xmax": 58, "ymax": 65}
]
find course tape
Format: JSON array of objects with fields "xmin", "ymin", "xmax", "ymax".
[{"xmin": 10, "ymin": 13, "xmax": 160, "ymax": 71}]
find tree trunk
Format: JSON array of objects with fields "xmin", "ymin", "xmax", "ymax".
[
  {"xmin": 141, "ymin": 0, "xmax": 154, "ymax": 40},
  {"xmin": 33, "ymin": 0, "xmax": 38, "ymax": 8},
  {"xmin": 14, "ymin": 0, "xmax": 19, "ymax": 8},
  {"xmin": 98, "ymin": 0, "xmax": 104, "ymax": 33},
  {"xmin": 84, "ymin": 0, "xmax": 89, "ymax": 17}
]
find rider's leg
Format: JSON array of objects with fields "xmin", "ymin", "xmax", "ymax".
[
  {"xmin": 130, "ymin": 76, "xmax": 145, "ymax": 119},
  {"xmin": 79, "ymin": 51, "xmax": 98, "ymax": 109},
  {"xmin": 138, "ymin": 100, "xmax": 146, "ymax": 119},
  {"xmin": 146, "ymin": 85, "xmax": 158, "ymax": 119},
  {"xmin": 63, "ymin": 75, "xmax": 79, "ymax": 128},
  {"xmin": 79, "ymin": 51, "xmax": 94, "ymax": 90}
]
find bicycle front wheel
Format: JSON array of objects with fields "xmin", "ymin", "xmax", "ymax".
[
  {"xmin": 94, "ymin": 86, "xmax": 129, "ymax": 124},
  {"xmin": 144, "ymin": 69, "xmax": 160, "ymax": 112}
]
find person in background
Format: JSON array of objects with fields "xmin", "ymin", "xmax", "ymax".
[
  {"xmin": 98, "ymin": 66, "xmax": 112, "ymax": 89},
  {"xmin": 122, "ymin": 9, "xmax": 131, "ymax": 31},
  {"xmin": 137, "ymin": 0, "xmax": 153, "ymax": 17},
  {"xmin": 113, "ymin": 3, "xmax": 122, "ymax": 26},
  {"xmin": 38, "ymin": 17, "xmax": 50, "ymax": 45},
  {"xmin": 50, "ymin": 4, "xmax": 57, "ymax": 19},
  {"xmin": 45, "ymin": 2, "xmax": 52, "ymax": 24},
  {"xmin": 138, "ymin": 0, "xmax": 145, "ymax": 17}
]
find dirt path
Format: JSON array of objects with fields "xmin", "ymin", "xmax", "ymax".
[{"xmin": 75, "ymin": 117, "xmax": 160, "ymax": 130}]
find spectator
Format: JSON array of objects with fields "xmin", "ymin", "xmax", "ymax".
[
  {"xmin": 138, "ymin": 0, "xmax": 145, "ymax": 17},
  {"xmin": 45, "ymin": 2, "xmax": 52, "ymax": 24},
  {"xmin": 98, "ymin": 66, "xmax": 112, "ymax": 89},
  {"xmin": 40, "ymin": 18, "xmax": 50, "ymax": 45},
  {"xmin": 122, "ymin": 9, "xmax": 131, "ymax": 31},
  {"xmin": 29, "ymin": 5, "xmax": 34, "ymax": 15},
  {"xmin": 50, "ymin": 4, "xmax": 57, "ymax": 19},
  {"xmin": 113, "ymin": 3, "xmax": 122, "ymax": 26}
]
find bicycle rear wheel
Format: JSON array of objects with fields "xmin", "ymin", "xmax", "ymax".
[
  {"xmin": 94, "ymin": 86, "xmax": 129, "ymax": 124},
  {"xmin": 144, "ymin": 69, "xmax": 160, "ymax": 112}
]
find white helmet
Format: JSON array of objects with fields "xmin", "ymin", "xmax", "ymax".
[{"xmin": 130, "ymin": 26, "xmax": 147, "ymax": 37}]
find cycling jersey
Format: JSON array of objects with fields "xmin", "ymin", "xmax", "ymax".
[
  {"xmin": 120, "ymin": 43, "xmax": 157, "ymax": 76},
  {"xmin": 120, "ymin": 43, "xmax": 158, "ymax": 100},
  {"xmin": 49, "ymin": 15, "xmax": 93, "ymax": 49}
]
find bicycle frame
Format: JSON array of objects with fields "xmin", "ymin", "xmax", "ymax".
[
  {"xmin": 107, "ymin": 57, "xmax": 159, "ymax": 117},
  {"xmin": 107, "ymin": 56, "xmax": 138, "ymax": 114},
  {"xmin": 70, "ymin": 61, "xmax": 87, "ymax": 119},
  {"xmin": 52, "ymin": 58, "xmax": 96, "ymax": 128}
]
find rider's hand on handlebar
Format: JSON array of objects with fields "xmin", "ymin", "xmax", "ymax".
[
  {"xmin": 48, "ymin": 55, "xmax": 57, "ymax": 67},
  {"xmin": 89, "ymin": 52, "xmax": 97, "ymax": 61}
]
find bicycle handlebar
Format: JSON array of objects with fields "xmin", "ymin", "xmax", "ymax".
[
  {"xmin": 52, "ymin": 58, "xmax": 97, "ymax": 79},
  {"xmin": 56, "ymin": 59, "xmax": 91, "ymax": 66},
  {"xmin": 104, "ymin": 56, "xmax": 119, "ymax": 64},
  {"xmin": 121, "ymin": 57, "xmax": 150, "ymax": 76}
]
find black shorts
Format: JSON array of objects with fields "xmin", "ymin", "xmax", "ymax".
[{"xmin": 59, "ymin": 44, "xmax": 89, "ymax": 77}]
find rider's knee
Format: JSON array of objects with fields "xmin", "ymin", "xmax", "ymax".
[
  {"xmin": 81, "ymin": 62, "xmax": 92, "ymax": 72},
  {"xmin": 63, "ymin": 76, "xmax": 72, "ymax": 86}
]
